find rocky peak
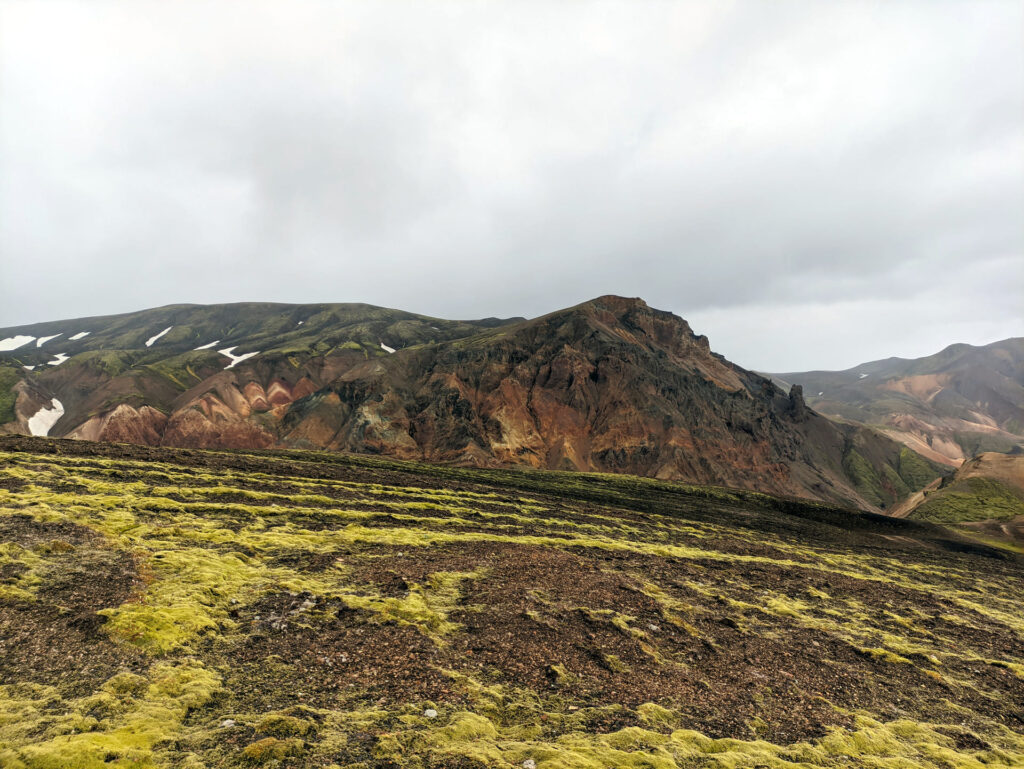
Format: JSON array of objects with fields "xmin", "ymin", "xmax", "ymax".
[{"xmin": 788, "ymin": 384, "xmax": 808, "ymax": 422}]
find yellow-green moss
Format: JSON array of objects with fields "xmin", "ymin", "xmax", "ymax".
[{"xmin": 0, "ymin": 661, "xmax": 220, "ymax": 768}]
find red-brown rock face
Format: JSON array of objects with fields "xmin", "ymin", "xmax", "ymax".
[{"xmin": 279, "ymin": 297, "xmax": 925, "ymax": 508}]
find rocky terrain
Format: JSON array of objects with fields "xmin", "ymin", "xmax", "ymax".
[
  {"xmin": 0, "ymin": 297, "xmax": 944, "ymax": 512},
  {"xmin": 0, "ymin": 435, "xmax": 1021, "ymax": 768},
  {"xmin": 772, "ymin": 339, "xmax": 1024, "ymax": 468}
]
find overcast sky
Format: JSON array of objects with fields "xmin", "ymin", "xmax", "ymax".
[{"xmin": 1, "ymin": 1, "xmax": 1021, "ymax": 371}]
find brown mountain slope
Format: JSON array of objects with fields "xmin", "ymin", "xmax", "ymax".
[
  {"xmin": 0, "ymin": 297, "xmax": 943, "ymax": 510},
  {"xmin": 771, "ymin": 338, "xmax": 1024, "ymax": 467}
]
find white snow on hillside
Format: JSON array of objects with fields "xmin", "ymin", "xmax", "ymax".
[
  {"xmin": 23, "ymin": 365, "xmax": 35, "ymax": 371},
  {"xmin": 194, "ymin": 340, "xmax": 220, "ymax": 350},
  {"xmin": 219, "ymin": 347, "xmax": 259, "ymax": 369},
  {"xmin": 28, "ymin": 399, "xmax": 64, "ymax": 437},
  {"xmin": 859, "ymin": 373, "xmax": 869, "ymax": 379},
  {"xmin": 380, "ymin": 342, "xmax": 396, "ymax": 353},
  {"xmin": 68, "ymin": 332, "xmax": 90, "ymax": 341},
  {"xmin": 47, "ymin": 353, "xmax": 69, "ymax": 366},
  {"xmin": 0, "ymin": 335, "xmax": 35, "ymax": 351},
  {"xmin": 36, "ymin": 334, "xmax": 62, "ymax": 347},
  {"xmin": 146, "ymin": 326, "xmax": 173, "ymax": 347}
]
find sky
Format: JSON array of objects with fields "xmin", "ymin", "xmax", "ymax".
[{"xmin": 1, "ymin": 1, "xmax": 1022, "ymax": 372}]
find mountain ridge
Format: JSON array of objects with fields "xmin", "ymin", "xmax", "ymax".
[
  {"xmin": 0, "ymin": 296, "xmax": 945, "ymax": 511},
  {"xmin": 771, "ymin": 337, "xmax": 1024, "ymax": 467}
]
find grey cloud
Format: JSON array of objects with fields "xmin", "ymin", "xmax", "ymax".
[{"xmin": 0, "ymin": 0, "xmax": 1021, "ymax": 371}]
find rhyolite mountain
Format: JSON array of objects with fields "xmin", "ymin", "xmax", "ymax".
[
  {"xmin": 0, "ymin": 296, "xmax": 943, "ymax": 510},
  {"xmin": 771, "ymin": 338, "xmax": 1024, "ymax": 468}
]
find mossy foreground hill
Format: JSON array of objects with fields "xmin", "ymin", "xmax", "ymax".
[{"xmin": 1, "ymin": 437, "xmax": 1022, "ymax": 769}]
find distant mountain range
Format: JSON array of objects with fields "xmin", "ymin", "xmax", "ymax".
[
  {"xmin": 770, "ymin": 338, "xmax": 1024, "ymax": 467},
  {"xmin": 0, "ymin": 296, "xmax": 950, "ymax": 511}
]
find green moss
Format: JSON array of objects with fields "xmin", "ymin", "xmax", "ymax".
[
  {"xmin": 898, "ymin": 448, "xmax": 942, "ymax": 491},
  {"xmin": 843, "ymin": 449, "xmax": 886, "ymax": 507},
  {"xmin": 0, "ymin": 542, "xmax": 48, "ymax": 601},
  {"xmin": 337, "ymin": 569, "xmax": 484, "ymax": 642},
  {"xmin": 98, "ymin": 549, "xmax": 264, "ymax": 654},
  {"xmin": 912, "ymin": 477, "xmax": 1024, "ymax": 523},
  {"xmin": 603, "ymin": 654, "xmax": 630, "ymax": 673},
  {"xmin": 0, "ymin": 365, "xmax": 20, "ymax": 424},
  {"xmin": 0, "ymin": 661, "xmax": 220, "ymax": 768},
  {"xmin": 254, "ymin": 713, "xmax": 315, "ymax": 738},
  {"xmin": 240, "ymin": 737, "xmax": 304, "ymax": 763}
]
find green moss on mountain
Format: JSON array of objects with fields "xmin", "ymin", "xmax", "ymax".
[
  {"xmin": 0, "ymin": 365, "xmax": 20, "ymax": 425},
  {"xmin": 898, "ymin": 447, "xmax": 940, "ymax": 490},
  {"xmin": 912, "ymin": 477, "xmax": 1024, "ymax": 524},
  {"xmin": 842, "ymin": 449, "xmax": 887, "ymax": 507}
]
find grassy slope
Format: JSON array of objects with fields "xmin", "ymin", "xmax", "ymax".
[
  {"xmin": 0, "ymin": 365, "xmax": 20, "ymax": 424},
  {"xmin": 0, "ymin": 303, "xmax": 518, "ymax": 362},
  {"xmin": 0, "ymin": 437, "xmax": 1022, "ymax": 768},
  {"xmin": 911, "ymin": 476, "xmax": 1024, "ymax": 524}
]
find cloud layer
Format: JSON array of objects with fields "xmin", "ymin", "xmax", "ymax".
[{"xmin": 1, "ymin": 0, "xmax": 1021, "ymax": 370}]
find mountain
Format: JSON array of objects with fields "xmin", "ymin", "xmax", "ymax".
[
  {"xmin": 891, "ymin": 450, "xmax": 1024, "ymax": 551},
  {"xmin": 0, "ymin": 296, "xmax": 944, "ymax": 511},
  {"xmin": 0, "ymin": 436, "xmax": 1020, "ymax": 767},
  {"xmin": 771, "ymin": 339, "xmax": 1024, "ymax": 468}
]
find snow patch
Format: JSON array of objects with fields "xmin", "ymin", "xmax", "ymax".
[
  {"xmin": 68, "ymin": 331, "xmax": 90, "ymax": 341},
  {"xmin": 28, "ymin": 398, "xmax": 64, "ymax": 437},
  {"xmin": 818, "ymin": 391, "xmax": 824, "ymax": 396},
  {"xmin": 219, "ymin": 347, "xmax": 259, "ymax": 369},
  {"xmin": 380, "ymin": 342, "xmax": 396, "ymax": 354},
  {"xmin": 0, "ymin": 335, "xmax": 35, "ymax": 351},
  {"xmin": 194, "ymin": 340, "xmax": 220, "ymax": 350},
  {"xmin": 47, "ymin": 353, "xmax": 69, "ymax": 366},
  {"xmin": 146, "ymin": 326, "xmax": 173, "ymax": 346},
  {"xmin": 36, "ymin": 333, "xmax": 62, "ymax": 347},
  {"xmin": 859, "ymin": 373, "xmax": 869, "ymax": 379},
  {"xmin": 297, "ymin": 321, "xmax": 304, "ymax": 326},
  {"xmin": 23, "ymin": 365, "xmax": 35, "ymax": 371}
]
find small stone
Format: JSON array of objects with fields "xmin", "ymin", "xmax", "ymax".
[
  {"xmin": 523, "ymin": 760, "xmax": 537, "ymax": 769},
  {"xmin": 647, "ymin": 623, "xmax": 660, "ymax": 632},
  {"xmin": 424, "ymin": 708, "xmax": 438, "ymax": 719},
  {"xmin": 220, "ymin": 719, "xmax": 235, "ymax": 728}
]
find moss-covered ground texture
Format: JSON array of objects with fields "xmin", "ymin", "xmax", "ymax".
[{"xmin": 1, "ymin": 436, "xmax": 1022, "ymax": 768}]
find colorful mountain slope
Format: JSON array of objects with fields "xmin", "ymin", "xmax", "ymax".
[
  {"xmin": 0, "ymin": 297, "xmax": 944, "ymax": 511},
  {"xmin": 772, "ymin": 338, "xmax": 1024, "ymax": 467}
]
